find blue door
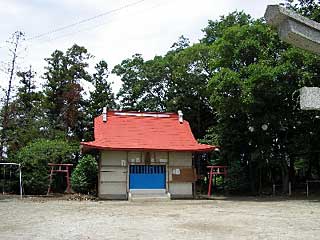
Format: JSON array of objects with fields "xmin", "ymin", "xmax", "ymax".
[{"xmin": 129, "ymin": 165, "xmax": 166, "ymax": 189}]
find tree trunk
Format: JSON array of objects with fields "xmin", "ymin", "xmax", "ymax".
[
  {"xmin": 248, "ymin": 157, "xmax": 256, "ymax": 194},
  {"xmin": 289, "ymin": 155, "xmax": 295, "ymax": 188},
  {"xmin": 281, "ymin": 160, "xmax": 289, "ymax": 194},
  {"xmin": 315, "ymin": 153, "xmax": 320, "ymax": 179}
]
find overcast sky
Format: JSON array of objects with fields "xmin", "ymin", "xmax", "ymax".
[{"xmin": 0, "ymin": 0, "xmax": 282, "ymax": 96}]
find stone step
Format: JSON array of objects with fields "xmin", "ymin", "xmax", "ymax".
[
  {"xmin": 129, "ymin": 189, "xmax": 166, "ymax": 195},
  {"xmin": 129, "ymin": 192, "xmax": 171, "ymax": 202}
]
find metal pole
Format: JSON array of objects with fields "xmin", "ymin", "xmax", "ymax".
[
  {"xmin": 19, "ymin": 164, "xmax": 22, "ymax": 199},
  {"xmin": 3, "ymin": 165, "xmax": 5, "ymax": 195},
  {"xmin": 66, "ymin": 165, "xmax": 71, "ymax": 193},
  {"xmin": 208, "ymin": 167, "xmax": 213, "ymax": 197},
  {"xmin": 306, "ymin": 181, "xmax": 309, "ymax": 197},
  {"xmin": 288, "ymin": 181, "xmax": 291, "ymax": 196},
  {"xmin": 273, "ymin": 184, "xmax": 276, "ymax": 196}
]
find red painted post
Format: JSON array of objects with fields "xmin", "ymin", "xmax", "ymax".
[
  {"xmin": 47, "ymin": 166, "xmax": 54, "ymax": 195},
  {"xmin": 66, "ymin": 165, "xmax": 71, "ymax": 193},
  {"xmin": 207, "ymin": 166, "xmax": 228, "ymax": 197},
  {"xmin": 208, "ymin": 167, "xmax": 213, "ymax": 196}
]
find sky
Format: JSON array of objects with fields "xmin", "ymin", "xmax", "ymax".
[{"xmin": 0, "ymin": 0, "xmax": 283, "ymax": 97}]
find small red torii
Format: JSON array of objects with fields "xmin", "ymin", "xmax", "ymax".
[
  {"xmin": 47, "ymin": 163, "xmax": 73, "ymax": 195},
  {"xmin": 207, "ymin": 165, "xmax": 227, "ymax": 196}
]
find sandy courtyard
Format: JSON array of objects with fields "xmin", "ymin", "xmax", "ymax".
[{"xmin": 0, "ymin": 197, "xmax": 319, "ymax": 240}]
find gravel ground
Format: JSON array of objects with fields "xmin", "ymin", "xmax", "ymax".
[{"xmin": 0, "ymin": 196, "xmax": 320, "ymax": 240}]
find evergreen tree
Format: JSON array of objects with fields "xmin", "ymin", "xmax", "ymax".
[
  {"xmin": 43, "ymin": 44, "xmax": 92, "ymax": 141},
  {"xmin": 83, "ymin": 60, "xmax": 116, "ymax": 141},
  {"xmin": 88, "ymin": 60, "xmax": 116, "ymax": 117},
  {"xmin": 5, "ymin": 67, "xmax": 44, "ymax": 155}
]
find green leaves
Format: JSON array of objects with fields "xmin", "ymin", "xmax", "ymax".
[
  {"xmin": 14, "ymin": 139, "xmax": 78, "ymax": 194},
  {"xmin": 209, "ymin": 68, "xmax": 242, "ymax": 111},
  {"xmin": 113, "ymin": 41, "xmax": 216, "ymax": 138},
  {"xmin": 88, "ymin": 60, "xmax": 116, "ymax": 117},
  {"xmin": 112, "ymin": 54, "xmax": 146, "ymax": 110},
  {"xmin": 201, "ymin": 11, "xmax": 252, "ymax": 45},
  {"xmin": 71, "ymin": 155, "xmax": 97, "ymax": 194},
  {"xmin": 203, "ymin": 6, "xmax": 320, "ymax": 193},
  {"xmin": 43, "ymin": 44, "xmax": 93, "ymax": 140},
  {"xmin": 4, "ymin": 68, "xmax": 45, "ymax": 154}
]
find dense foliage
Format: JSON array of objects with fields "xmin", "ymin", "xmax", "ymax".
[
  {"xmin": 14, "ymin": 139, "xmax": 78, "ymax": 194},
  {"xmin": 113, "ymin": 2, "xmax": 320, "ymax": 193},
  {"xmin": 71, "ymin": 155, "xmax": 98, "ymax": 194},
  {"xmin": 1, "ymin": 0, "xmax": 320, "ymax": 195}
]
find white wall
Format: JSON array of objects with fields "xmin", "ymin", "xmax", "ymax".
[
  {"xmin": 169, "ymin": 183, "xmax": 193, "ymax": 196},
  {"xmin": 99, "ymin": 151, "xmax": 127, "ymax": 199},
  {"xmin": 98, "ymin": 150, "xmax": 195, "ymax": 199},
  {"xmin": 101, "ymin": 151, "xmax": 126, "ymax": 166},
  {"xmin": 168, "ymin": 152, "xmax": 194, "ymax": 198},
  {"xmin": 169, "ymin": 152, "xmax": 192, "ymax": 167}
]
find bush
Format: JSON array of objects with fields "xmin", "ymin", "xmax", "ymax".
[
  {"xmin": 15, "ymin": 139, "xmax": 78, "ymax": 195},
  {"xmin": 71, "ymin": 155, "xmax": 97, "ymax": 194},
  {"xmin": 225, "ymin": 161, "xmax": 250, "ymax": 193}
]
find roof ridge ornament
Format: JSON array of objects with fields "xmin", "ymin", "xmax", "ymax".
[
  {"xmin": 102, "ymin": 107, "xmax": 107, "ymax": 122},
  {"xmin": 178, "ymin": 110, "xmax": 183, "ymax": 124},
  {"xmin": 114, "ymin": 112, "xmax": 170, "ymax": 118}
]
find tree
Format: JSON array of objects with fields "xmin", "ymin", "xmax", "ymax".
[
  {"xmin": 0, "ymin": 31, "xmax": 25, "ymax": 160},
  {"xmin": 14, "ymin": 139, "xmax": 78, "ymax": 194},
  {"xmin": 165, "ymin": 43, "xmax": 216, "ymax": 137},
  {"xmin": 206, "ymin": 17, "xmax": 294, "ymax": 193},
  {"xmin": 43, "ymin": 44, "xmax": 92, "ymax": 141},
  {"xmin": 114, "ymin": 37, "xmax": 216, "ymax": 138},
  {"xmin": 71, "ymin": 155, "xmax": 98, "ymax": 194},
  {"xmin": 112, "ymin": 54, "xmax": 146, "ymax": 110},
  {"xmin": 170, "ymin": 35, "xmax": 190, "ymax": 51},
  {"xmin": 5, "ymin": 67, "xmax": 45, "ymax": 155},
  {"xmin": 206, "ymin": 8, "xmax": 320, "ymax": 193},
  {"xmin": 88, "ymin": 60, "xmax": 116, "ymax": 117},
  {"xmin": 84, "ymin": 60, "xmax": 116, "ymax": 141},
  {"xmin": 201, "ymin": 11, "xmax": 252, "ymax": 45}
]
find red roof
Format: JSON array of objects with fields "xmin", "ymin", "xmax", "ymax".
[{"xmin": 81, "ymin": 111, "xmax": 216, "ymax": 152}]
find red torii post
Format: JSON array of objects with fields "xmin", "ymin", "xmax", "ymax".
[
  {"xmin": 47, "ymin": 163, "xmax": 73, "ymax": 195},
  {"xmin": 207, "ymin": 165, "xmax": 227, "ymax": 197}
]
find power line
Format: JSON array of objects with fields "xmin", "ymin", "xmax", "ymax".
[
  {"xmin": 46, "ymin": 1, "xmax": 167, "ymax": 43},
  {"xmin": 26, "ymin": 0, "xmax": 146, "ymax": 41},
  {"xmin": 23, "ymin": 0, "xmax": 171, "ymax": 48}
]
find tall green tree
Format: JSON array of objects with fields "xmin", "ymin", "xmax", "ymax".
[
  {"xmin": 43, "ymin": 44, "xmax": 92, "ymax": 141},
  {"xmin": 113, "ymin": 36, "xmax": 216, "ymax": 138},
  {"xmin": 5, "ymin": 67, "xmax": 45, "ymax": 156},
  {"xmin": 165, "ymin": 42, "xmax": 216, "ymax": 137},
  {"xmin": 205, "ymin": 8, "xmax": 320, "ymax": 193},
  {"xmin": 112, "ymin": 54, "xmax": 146, "ymax": 110},
  {"xmin": 83, "ymin": 60, "xmax": 116, "ymax": 141},
  {"xmin": 88, "ymin": 60, "xmax": 116, "ymax": 117},
  {"xmin": 201, "ymin": 11, "xmax": 252, "ymax": 45}
]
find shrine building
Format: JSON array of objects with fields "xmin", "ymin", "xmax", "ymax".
[{"xmin": 81, "ymin": 109, "xmax": 216, "ymax": 200}]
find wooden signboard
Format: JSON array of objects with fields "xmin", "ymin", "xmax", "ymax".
[{"xmin": 171, "ymin": 168, "xmax": 196, "ymax": 182}]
